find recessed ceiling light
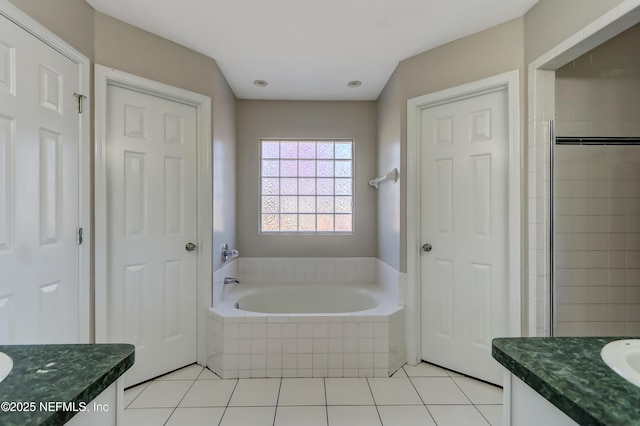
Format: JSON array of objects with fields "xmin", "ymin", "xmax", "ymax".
[
  {"xmin": 347, "ymin": 80, "xmax": 362, "ymax": 88},
  {"xmin": 253, "ymin": 80, "xmax": 268, "ymax": 87}
]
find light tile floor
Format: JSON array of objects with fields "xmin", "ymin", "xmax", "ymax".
[{"xmin": 124, "ymin": 362, "xmax": 503, "ymax": 426}]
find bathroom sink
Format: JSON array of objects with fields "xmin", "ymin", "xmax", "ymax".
[
  {"xmin": 0, "ymin": 351, "xmax": 12, "ymax": 384},
  {"xmin": 601, "ymin": 339, "xmax": 640, "ymax": 388}
]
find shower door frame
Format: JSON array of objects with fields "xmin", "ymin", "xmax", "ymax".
[{"xmin": 528, "ymin": 0, "xmax": 640, "ymax": 336}]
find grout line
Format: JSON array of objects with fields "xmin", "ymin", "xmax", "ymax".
[
  {"xmin": 162, "ymin": 377, "xmax": 200, "ymax": 426},
  {"xmin": 219, "ymin": 405, "xmax": 283, "ymax": 408},
  {"xmin": 474, "ymin": 404, "xmax": 495, "ymax": 426},
  {"xmin": 365, "ymin": 377, "xmax": 385, "ymax": 426},
  {"xmin": 272, "ymin": 378, "xmax": 283, "ymax": 426},
  {"xmin": 218, "ymin": 378, "xmax": 240, "ymax": 426},
  {"xmin": 404, "ymin": 366, "xmax": 439, "ymax": 425},
  {"xmin": 404, "ymin": 372, "xmax": 428, "ymax": 406},
  {"xmin": 173, "ymin": 378, "xmax": 200, "ymax": 407},
  {"xmin": 364, "ymin": 377, "xmax": 377, "ymax": 406},
  {"xmin": 162, "ymin": 407, "xmax": 177, "ymax": 426},
  {"xmin": 324, "ymin": 378, "xmax": 329, "ymax": 426},
  {"xmin": 271, "ymin": 402, "xmax": 278, "ymax": 426},
  {"xmin": 448, "ymin": 375, "xmax": 475, "ymax": 405},
  {"xmin": 425, "ymin": 403, "xmax": 494, "ymax": 406},
  {"xmin": 123, "ymin": 381, "xmax": 150, "ymax": 409}
]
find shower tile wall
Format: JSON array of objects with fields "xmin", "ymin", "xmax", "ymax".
[
  {"xmin": 554, "ymin": 144, "xmax": 640, "ymax": 336},
  {"xmin": 554, "ymin": 23, "xmax": 640, "ymax": 336}
]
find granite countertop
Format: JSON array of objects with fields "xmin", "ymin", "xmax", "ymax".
[
  {"xmin": 0, "ymin": 344, "xmax": 135, "ymax": 426},
  {"xmin": 493, "ymin": 337, "xmax": 640, "ymax": 426}
]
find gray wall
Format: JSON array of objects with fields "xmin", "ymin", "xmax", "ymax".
[
  {"xmin": 8, "ymin": 0, "xmax": 94, "ymax": 58},
  {"xmin": 94, "ymin": 13, "xmax": 216, "ymax": 97},
  {"xmin": 211, "ymin": 67, "xmax": 237, "ymax": 273},
  {"xmin": 236, "ymin": 100, "xmax": 377, "ymax": 258},
  {"xmin": 524, "ymin": 0, "xmax": 625, "ymax": 65},
  {"xmin": 376, "ymin": 18, "xmax": 526, "ymax": 273},
  {"xmin": 555, "ymin": 22, "xmax": 640, "ymax": 137},
  {"xmin": 375, "ymin": 69, "xmax": 402, "ymax": 271}
]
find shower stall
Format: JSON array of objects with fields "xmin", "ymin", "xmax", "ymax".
[
  {"xmin": 551, "ymin": 134, "xmax": 640, "ymax": 336},
  {"xmin": 549, "ymin": 22, "xmax": 640, "ymax": 337}
]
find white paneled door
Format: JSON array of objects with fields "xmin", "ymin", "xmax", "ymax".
[
  {"xmin": 0, "ymin": 13, "xmax": 83, "ymax": 344},
  {"xmin": 106, "ymin": 84, "xmax": 198, "ymax": 386},
  {"xmin": 420, "ymin": 88, "xmax": 509, "ymax": 385}
]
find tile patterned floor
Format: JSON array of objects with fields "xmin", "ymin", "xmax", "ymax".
[{"xmin": 124, "ymin": 362, "xmax": 503, "ymax": 426}]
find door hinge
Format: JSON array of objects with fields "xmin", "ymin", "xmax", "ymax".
[
  {"xmin": 73, "ymin": 92, "xmax": 87, "ymax": 113},
  {"xmin": 77, "ymin": 227, "xmax": 83, "ymax": 245}
]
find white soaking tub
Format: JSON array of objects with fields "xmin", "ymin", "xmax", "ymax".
[
  {"xmin": 208, "ymin": 282, "xmax": 405, "ymax": 379},
  {"xmin": 234, "ymin": 284, "xmax": 378, "ymax": 314}
]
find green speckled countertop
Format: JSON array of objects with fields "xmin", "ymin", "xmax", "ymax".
[
  {"xmin": 493, "ymin": 337, "xmax": 640, "ymax": 426},
  {"xmin": 0, "ymin": 344, "xmax": 134, "ymax": 426}
]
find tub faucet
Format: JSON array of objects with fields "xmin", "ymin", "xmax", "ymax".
[{"xmin": 224, "ymin": 277, "xmax": 240, "ymax": 285}]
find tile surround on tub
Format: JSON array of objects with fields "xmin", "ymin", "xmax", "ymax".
[
  {"xmin": 236, "ymin": 257, "xmax": 377, "ymax": 285},
  {"xmin": 208, "ymin": 257, "xmax": 406, "ymax": 378},
  {"xmin": 208, "ymin": 308, "xmax": 405, "ymax": 379},
  {"xmin": 214, "ymin": 258, "xmax": 404, "ymax": 298}
]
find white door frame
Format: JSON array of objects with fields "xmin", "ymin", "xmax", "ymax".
[
  {"xmin": 0, "ymin": 0, "xmax": 91, "ymax": 343},
  {"xmin": 406, "ymin": 70, "xmax": 521, "ymax": 364},
  {"xmin": 94, "ymin": 65, "xmax": 212, "ymax": 365}
]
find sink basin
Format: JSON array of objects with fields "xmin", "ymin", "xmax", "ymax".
[
  {"xmin": 0, "ymin": 351, "xmax": 12, "ymax": 384},
  {"xmin": 601, "ymin": 339, "xmax": 640, "ymax": 388}
]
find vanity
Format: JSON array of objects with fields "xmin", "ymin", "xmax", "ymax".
[
  {"xmin": 0, "ymin": 344, "xmax": 134, "ymax": 425},
  {"xmin": 492, "ymin": 337, "xmax": 640, "ymax": 426}
]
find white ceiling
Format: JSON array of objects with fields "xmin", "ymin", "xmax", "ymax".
[{"xmin": 86, "ymin": 0, "xmax": 538, "ymax": 101}]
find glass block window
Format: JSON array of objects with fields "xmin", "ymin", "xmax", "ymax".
[{"xmin": 260, "ymin": 139, "xmax": 354, "ymax": 233}]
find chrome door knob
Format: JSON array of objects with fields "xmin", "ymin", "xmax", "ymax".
[
  {"xmin": 421, "ymin": 243, "xmax": 433, "ymax": 252},
  {"xmin": 185, "ymin": 242, "xmax": 197, "ymax": 252}
]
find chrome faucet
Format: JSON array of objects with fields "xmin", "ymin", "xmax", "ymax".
[{"xmin": 224, "ymin": 277, "xmax": 240, "ymax": 285}]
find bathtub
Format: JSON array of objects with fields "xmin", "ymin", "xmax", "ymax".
[
  {"xmin": 208, "ymin": 282, "xmax": 405, "ymax": 379},
  {"xmin": 225, "ymin": 283, "xmax": 380, "ymax": 314}
]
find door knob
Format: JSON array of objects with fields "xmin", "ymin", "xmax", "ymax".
[
  {"xmin": 421, "ymin": 243, "xmax": 432, "ymax": 252},
  {"xmin": 185, "ymin": 242, "xmax": 197, "ymax": 252}
]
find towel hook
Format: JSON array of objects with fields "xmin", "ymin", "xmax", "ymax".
[{"xmin": 369, "ymin": 168, "xmax": 398, "ymax": 189}]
